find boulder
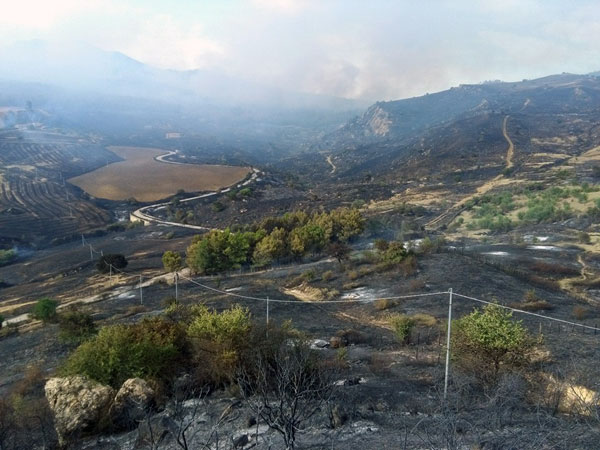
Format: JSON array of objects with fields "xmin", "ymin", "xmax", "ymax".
[
  {"xmin": 110, "ymin": 378, "xmax": 155, "ymax": 429},
  {"xmin": 45, "ymin": 376, "xmax": 115, "ymax": 445}
]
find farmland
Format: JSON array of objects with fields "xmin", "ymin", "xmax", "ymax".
[
  {"xmin": 0, "ymin": 131, "xmax": 117, "ymax": 247},
  {"xmin": 68, "ymin": 146, "xmax": 251, "ymax": 202}
]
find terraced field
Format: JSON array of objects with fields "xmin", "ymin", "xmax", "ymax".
[
  {"xmin": 0, "ymin": 133, "xmax": 117, "ymax": 246},
  {"xmin": 69, "ymin": 146, "xmax": 251, "ymax": 202}
]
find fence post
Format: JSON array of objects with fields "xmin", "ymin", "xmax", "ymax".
[
  {"xmin": 266, "ymin": 296, "xmax": 270, "ymax": 330},
  {"xmin": 444, "ymin": 288, "xmax": 453, "ymax": 401}
]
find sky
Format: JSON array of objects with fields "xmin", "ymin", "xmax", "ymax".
[{"xmin": 1, "ymin": 0, "xmax": 599, "ymax": 102}]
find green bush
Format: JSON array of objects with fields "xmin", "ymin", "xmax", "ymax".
[
  {"xmin": 0, "ymin": 314, "xmax": 4, "ymax": 329},
  {"xmin": 187, "ymin": 305, "xmax": 252, "ymax": 385},
  {"xmin": 162, "ymin": 250, "xmax": 183, "ymax": 272},
  {"xmin": 31, "ymin": 298, "xmax": 58, "ymax": 323},
  {"xmin": 211, "ymin": 201, "xmax": 225, "ymax": 212},
  {"xmin": 58, "ymin": 311, "xmax": 97, "ymax": 344},
  {"xmin": 389, "ymin": 314, "xmax": 415, "ymax": 344},
  {"xmin": 452, "ymin": 304, "xmax": 534, "ymax": 383},
  {"xmin": 0, "ymin": 249, "xmax": 17, "ymax": 266},
  {"xmin": 61, "ymin": 317, "xmax": 187, "ymax": 388}
]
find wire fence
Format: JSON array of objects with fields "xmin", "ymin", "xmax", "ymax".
[{"xmin": 77, "ymin": 233, "xmax": 600, "ymax": 337}]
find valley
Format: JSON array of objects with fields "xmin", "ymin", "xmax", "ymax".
[{"xmin": 2, "ymin": 72, "xmax": 600, "ymax": 449}]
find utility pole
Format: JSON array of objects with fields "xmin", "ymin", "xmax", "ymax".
[
  {"xmin": 81, "ymin": 234, "xmax": 85, "ymax": 247},
  {"xmin": 175, "ymin": 272, "xmax": 179, "ymax": 303},
  {"xmin": 444, "ymin": 288, "xmax": 453, "ymax": 401},
  {"xmin": 139, "ymin": 275, "xmax": 143, "ymax": 305},
  {"xmin": 89, "ymin": 244, "xmax": 93, "ymax": 261},
  {"xmin": 109, "ymin": 264, "xmax": 112, "ymax": 285}
]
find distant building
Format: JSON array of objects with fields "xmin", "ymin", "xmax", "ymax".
[{"xmin": 165, "ymin": 132, "xmax": 182, "ymax": 139}]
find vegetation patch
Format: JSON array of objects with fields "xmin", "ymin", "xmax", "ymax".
[
  {"xmin": 186, "ymin": 208, "xmax": 364, "ymax": 274},
  {"xmin": 458, "ymin": 183, "xmax": 600, "ymax": 232}
]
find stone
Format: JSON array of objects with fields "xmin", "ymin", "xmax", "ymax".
[
  {"xmin": 311, "ymin": 339, "xmax": 330, "ymax": 349},
  {"xmin": 110, "ymin": 378, "xmax": 155, "ymax": 429},
  {"xmin": 45, "ymin": 376, "xmax": 115, "ymax": 445}
]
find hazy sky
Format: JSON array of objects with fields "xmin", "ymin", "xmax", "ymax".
[{"xmin": 1, "ymin": 0, "xmax": 599, "ymax": 101}]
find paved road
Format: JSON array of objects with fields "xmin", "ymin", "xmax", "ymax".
[{"xmin": 130, "ymin": 158, "xmax": 260, "ymax": 230}]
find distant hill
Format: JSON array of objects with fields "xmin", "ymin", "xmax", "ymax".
[{"xmin": 314, "ymin": 73, "xmax": 600, "ymax": 181}]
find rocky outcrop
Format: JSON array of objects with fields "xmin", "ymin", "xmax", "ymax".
[
  {"xmin": 45, "ymin": 376, "xmax": 115, "ymax": 445},
  {"xmin": 110, "ymin": 378, "xmax": 155, "ymax": 428}
]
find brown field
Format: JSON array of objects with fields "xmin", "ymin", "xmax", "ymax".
[{"xmin": 68, "ymin": 146, "xmax": 251, "ymax": 202}]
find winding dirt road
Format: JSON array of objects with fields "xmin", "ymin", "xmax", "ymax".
[
  {"xmin": 425, "ymin": 115, "xmax": 516, "ymax": 230},
  {"xmin": 130, "ymin": 163, "xmax": 260, "ymax": 231},
  {"xmin": 503, "ymin": 115, "xmax": 514, "ymax": 169}
]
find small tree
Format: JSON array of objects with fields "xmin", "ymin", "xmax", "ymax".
[
  {"xmin": 31, "ymin": 298, "xmax": 58, "ymax": 323},
  {"xmin": 452, "ymin": 304, "xmax": 534, "ymax": 384},
  {"xmin": 162, "ymin": 251, "xmax": 183, "ymax": 273},
  {"xmin": 327, "ymin": 241, "xmax": 351, "ymax": 264},
  {"xmin": 96, "ymin": 254, "xmax": 128, "ymax": 274}
]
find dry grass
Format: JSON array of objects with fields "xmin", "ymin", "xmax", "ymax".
[
  {"xmin": 572, "ymin": 305, "xmax": 589, "ymax": 320},
  {"xmin": 69, "ymin": 146, "xmax": 250, "ymax": 201},
  {"xmin": 510, "ymin": 300, "xmax": 554, "ymax": 312},
  {"xmin": 411, "ymin": 313, "xmax": 438, "ymax": 327},
  {"xmin": 374, "ymin": 298, "xmax": 398, "ymax": 311}
]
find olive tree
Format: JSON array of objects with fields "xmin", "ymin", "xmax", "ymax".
[{"xmin": 452, "ymin": 304, "xmax": 535, "ymax": 384}]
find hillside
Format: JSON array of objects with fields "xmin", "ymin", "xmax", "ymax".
[
  {"xmin": 314, "ymin": 73, "xmax": 600, "ymax": 182},
  {"xmin": 0, "ymin": 124, "xmax": 118, "ymax": 247}
]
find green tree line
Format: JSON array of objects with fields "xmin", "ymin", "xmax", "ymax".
[{"xmin": 186, "ymin": 208, "xmax": 364, "ymax": 274}]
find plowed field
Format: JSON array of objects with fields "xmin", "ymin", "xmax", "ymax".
[{"xmin": 69, "ymin": 146, "xmax": 250, "ymax": 202}]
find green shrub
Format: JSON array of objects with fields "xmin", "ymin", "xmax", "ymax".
[
  {"xmin": 187, "ymin": 305, "xmax": 252, "ymax": 385},
  {"xmin": 452, "ymin": 304, "xmax": 534, "ymax": 383},
  {"xmin": 31, "ymin": 298, "xmax": 58, "ymax": 323},
  {"xmin": 0, "ymin": 249, "xmax": 16, "ymax": 267},
  {"xmin": 238, "ymin": 187, "xmax": 252, "ymax": 197},
  {"xmin": 61, "ymin": 317, "xmax": 187, "ymax": 388},
  {"xmin": 212, "ymin": 201, "xmax": 225, "ymax": 212},
  {"xmin": 0, "ymin": 314, "xmax": 4, "ymax": 329},
  {"xmin": 162, "ymin": 250, "xmax": 182, "ymax": 272},
  {"xmin": 389, "ymin": 314, "xmax": 415, "ymax": 344},
  {"xmin": 58, "ymin": 310, "xmax": 97, "ymax": 344}
]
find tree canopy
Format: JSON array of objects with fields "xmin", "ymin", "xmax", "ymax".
[
  {"xmin": 452, "ymin": 304, "xmax": 535, "ymax": 383},
  {"xmin": 186, "ymin": 208, "xmax": 364, "ymax": 274}
]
